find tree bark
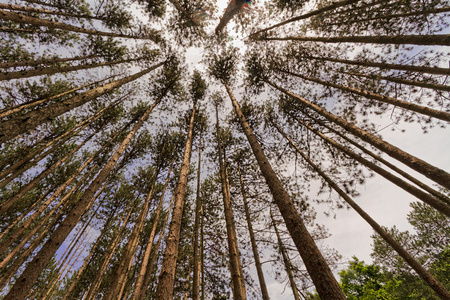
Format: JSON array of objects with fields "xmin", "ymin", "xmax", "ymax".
[
  {"xmin": 224, "ymin": 82, "xmax": 346, "ymax": 299},
  {"xmin": 258, "ymin": 34, "xmax": 450, "ymax": 46},
  {"xmin": 215, "ymin": 103, "xmax": 247, "ymax": 300},
  {"xmin": 0, "ymin": 9, "xmax": 159, "ymax": 41},
  {"xmin": 278, "ymin": 69, "xmax": 450, "ymax": 121},
  {"xmin": 192, "ymin": 137, "xmax": 202, "ymax": 300},
  {"xmin": 155, "ymin": 100, "xmax": 197, "ymax": 300},
  {"xmin": 3, "ymin": 93, "xmax": 163, "ymax": 300},
  {"xmin": 0, "ymin": 54, "xmax": 96, "ymax": 69},
  {"xmin": 274, "ymin": 122, "xmax": 450, "ymax": 299},
  {"xmin": 216, "ymin": 0, "xmax": 248, "ymax": 34},
  {"xmin": 132, "ymin": 157, "xmax": 175, "ymax": 300},
  {"xmin": 265, "ymin": 79, "xmax": 450, "ymax": 189},
  {"xmin": 270, "ymin": 211, "xmax": 301, "ymax": 300},
  {"xmin": 0, "ymin": 62, "xmax": 162, "ymax": 143},
  {"xmin": 238, "ymin": 166, "xmax": 270, "ymax": 300},
  {"xmin": 293, "ymin": 115, "xmax": 450, "ymax": 217}
]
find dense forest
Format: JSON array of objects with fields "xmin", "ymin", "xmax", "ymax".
[{"xmin": 0, "ymin": 0, "xmax": 449, "ymax": 299}]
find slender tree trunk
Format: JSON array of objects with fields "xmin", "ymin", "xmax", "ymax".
[
  {"xmin": 274, "ymin": 122, "xmax": 450, "ymax": 299},
  {"xmin": 0, "ymin": 9, "xmax": 159, "ymax": 41},
  {"xmin": 142, "ymin": 193, "xmax": 176, "ymax": 299},
  {"xmin": 215, "ymin": 103, "xmax": 247, "ymax": 300},
  {"xmin": 250, "ymin": 0, "xmax": 359, "ymax": 37},
  {"xmin": 105, "ymin": 155, "xmax": 163, "ymax": 300},
  {"xmin": 0, "ymin": 3, "xmax": 112, "ymax": 21},
  {"xmin": 270, "ymin": 212, "xmax": 301, "ymax": 300},
  {"xmin": 224, "ymin": 82, "xmax": 346, "ymax": 299},
  {"xmin": 3, "ymin": 93, "xmax": 163, "ymax": 300},
  {"xmin": 292, "ymin": 115, "xmax": 450, "ymax": 217},
  {"xmin": 0, "ymin": 132, "xmax": 95, "ymax": 215},
  {"xmin": 0, "ymin": 74, "xmax": 117, "ymax": 119},
  {"xmin": 83, "ymin": 207, "xmax": 134, "ymax": 300},
  {"xmin": 192, "ymin": 136, "xmax": 202, "ymax": 300},
  {"xmin": 307, "ymin": 114, "xmax": 450, "ymax": 204},
  {"xmin": 0, "ymin": 62, "xmax": 162, "ymax": 143},
  {"xmin": 200, "ymin": 198, "xmax": 205, "ymax": 300},
  {"xmin": 0, "ymin": 94, "xmax": 126, "ymax": 187},
  {"xmin": 340, "ymin": 71, "xmax": 450, "ymax": 92},
  {"xmin": 238, "ymin": 166, "xmax": 270, "ymax": 300},
  {"xmin": 265, "ymin": 79, "xmax": 450, "ymax": 189},
  {"xmin": 278, "ymin": 69, "xmax": 450, "ymax": 121},
  {"xmin": 258, "ymin": 34, "xmax": 450, "ymax": 46},
  {"xmin": 155, "ymin": 100, "xmax": 197, "ymax": 300},
  {"xmin": 132, "ymin": 157, "xmax": 175, "ymax": 300},
  {"xmin": 304, "ymin": 55, "xmax": 450, "ymax": 76}
]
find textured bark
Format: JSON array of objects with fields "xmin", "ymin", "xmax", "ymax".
[
  {"xmin": 294, "ymin": 116, "xmax": 450, "ymax": 217},
  {"xmin": 341, "ymin": 71, "xmax": 450, "ymax": 93},
  {"xmin": 265, "ymin": 79, "xmax": 450, "ymax": 189},
  {"xmin": 0, "ymin": 58, "xmax": 137, "ymax": 81},
  {"xmin": 155, "ymin": 100, "xmax": 197, "ymax": 300},
  {"xmin": 84, "ymin": 207, "xmax": 134, "ymax": 300},
  {"xmin": 275, "ymin": 122, "xmax": 450, "ymax": 299},
  {"xmin": 215, "ymin": 103, "xmax": 247, "ymax": 300},
  {"xmin": 279, "ymin": 69, "xmax": 450, "ymax": 121},
  {"xmin": 308, "ymin": 115, "xmax": 450, "ymax": 204},
  {"xmin": 3, "ymin": 94, "xmax": 162, "ymax": 300},
  {"xmin": 304, "ymin": 55, "xmax": 450, "ymax": 76},
  {"xmin": 216, "ymin": 0, "xmax": 248, "ymax": 34},
  {"xmin": 132, "ymin": 157, "xmax": 175, "ymax": 300},
  {"xmin": 258, "ymin": 34, "xmax": 450, "ymax": 46},
  {"xmin": 200, "ymin": 199, "xmax": 205, "ymax": 300},
  {"xmin": 270, "ymin": 212, "xmax": 301, "ymax": 300},
  {"xmin": 105, "ymin": 155, "xmax": 162, "ymax": 300},
  {"xmin": 143, "ymin": 193, "xmax": 176, "ymax": 299},
  {"xmin": 192, "ymin": 137, "xmax": 202, "ymax": 300},
  {"xmin": 0, "ymin": 74, "xmax": 116, "ymax": 119},
  {"xmin": 238, "ymin": 166, "xmax": 270, "ymax": 300},
  {"xmin": 0, "ymin": 63, "xmax": 162, "ymax": 143},
  {"xmin": 250, "ymin": 0, "xmax": 359, "ymax": 36},
  {"xmin": 224, "ymin": 82, "xmax": 346, "ymax": 299},
  {"xmin": 0, "ymin": 9, "xmax": 159, "ymax": 41}
]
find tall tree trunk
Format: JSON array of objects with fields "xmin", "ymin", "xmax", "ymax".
[
  {"xmin": 278, "ymin": 69, "xmax": 450, "ymax": 121},
  {"xmin": 307, "ymin": 114, "xmax": 450, "ymax": 204},
  {"xmin": 224, "ymin": 82, "xmax": 346, "ymax": 299},
  {"xmin": 155, "ymin": 100, "xmax": 197, "ymax": 300},
  {"xmin": 250, "ymin": 0, "xmax": 359, "ymax": 37},
  {"xmin": 258, "ymin": 34, "xmax": 450, "ymax": 46},
  {"xmin": 0, "ymin": 9, "xmax": 159, "ymax": 41},
  {"xmin": 105, "ymin": 151, "xmax": 163, "ymax": 300},
  {"xmin": 304, "ymin": 55, "xmax": 450, "ymax": 76},
  {"xmin": 215, "ymin": 103, "xmax": 247, "ymax": 300},
  {"xmin": 200, "ymin": 197, "xmax": 205, "ymax": 300},
  {"xmin": 0, "ymin": 74, "xmax": 117, "ymax": 119},
  {"xmin": 132, "ymin": 157, "xmax": 175, "ymax": 300},
  {"xmin": 340, "ymin": 71, "xmax": 450, "ymax": 93},
  {"xmin": 265, "ymin": 79, "xmax": 450, "ymax": 189},
  {"xmin": 3, "ymin": 93, "xmax": 163, "ymax": 300},
  {"xmin": 293, "ymin": 115, "xmax": 450, "ymax": 217},
  {"xmin": 0, "ymin": 62, "xmax": 162, "ymax": 143},
  {"xmin": 142, "ymin": 193, "xmax": 176, "ymax": 299},
  {"xmin": 273, "ymin": 121, "xmax": 450, "ymax": 299},
  {"xmin": 270, "ymin": 211, "xmax": 301, "ymax": 300},
  {"xmin": 192, "ymin": 137, "xmax": 202, "ymax": 300},
  {"xmin": 0, "ymin": 3, "xmax": 113, "ymax": 21},
  {"xmin": 0, "ymin": 58, "xmax": 137, "ymax": 81},
  {"xmin": 238, "ymin": 166, "xmax": 270, "ymax": 300}
]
